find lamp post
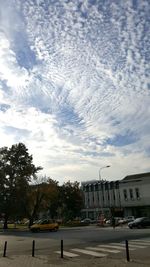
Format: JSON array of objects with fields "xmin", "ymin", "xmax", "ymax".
[
  {"xmin": 98, "ymin": 165, "xmax": 110, "ymax": 225},
  {"xmin": 99, "ymin": 165, "xmax": 110, "ymax": 181}
]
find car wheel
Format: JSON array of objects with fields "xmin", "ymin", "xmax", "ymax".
[
  {"xmin": 53, "ymin": 227, "xmax": 58, "ymax": 232},
  {"xmin": 31, "ymin": 228, "xmax": 39, "ymax": 232}
]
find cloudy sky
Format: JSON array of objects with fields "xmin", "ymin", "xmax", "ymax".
[{"xmin": 0, "ymin": 0, "xmax": 149, "ymax": 184}]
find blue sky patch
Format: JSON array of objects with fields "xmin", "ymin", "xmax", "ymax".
[{"xmin": 106, "ymin": 132, "xmax": 138, "ymax": 147}]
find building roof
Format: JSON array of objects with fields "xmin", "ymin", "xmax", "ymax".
[{"xmin": 122, "ymin": 172, "xmax": 150, "ymax": 181}]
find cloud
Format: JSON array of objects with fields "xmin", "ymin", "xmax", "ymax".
[{"xmin": 0, "ymin": 0, "xmax": 149, "ymax": 182}]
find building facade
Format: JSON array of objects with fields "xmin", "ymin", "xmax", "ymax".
[
  {"xmin": 119, "ymin": 172, "xmax": 150, "ymax": 218},
  {"xmin": 81, "ymin": 179, "xmax": 122, "ymax": 220},
  {"xmin": 81, "ymin": 172, "xmax": 150, "ymax": 220}
]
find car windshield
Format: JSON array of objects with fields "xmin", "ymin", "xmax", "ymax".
[
  {"xmin": 35, "ymin": 220, "xmax": 43, "ymax": 224},
  {"xmin": 133, "ymin": 217, "xmax": 146, "ymax": 223}
]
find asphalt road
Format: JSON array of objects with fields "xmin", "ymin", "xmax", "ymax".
[{"xmin": 1, "ymin": 225, "xmax": 150, "ymax": 256}]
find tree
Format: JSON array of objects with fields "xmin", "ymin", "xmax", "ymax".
[
  {"xmin": 24, "ymin": 177, "xmax": 60, "ymax": 227},
  {"xmin": 59, "ymin": 181, "xmax": 84, "ymax": 221},
  {"xmin": 0, "ymin": 143, "xmax": 42, "ymax": 229},
  {"xmin": 44, "ymin": 178, "xmax": 60, "ymax": 219}
]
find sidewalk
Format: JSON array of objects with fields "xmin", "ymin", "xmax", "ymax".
[{"xmin": 0, "ymin": 247, "xmax": 150, "ymax": 267}]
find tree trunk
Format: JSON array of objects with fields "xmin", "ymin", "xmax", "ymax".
[
  {"xmin": 28, "ymin": 217, "xmax": 34, "ymax": 228},
  {"xmin": 3, "ymin": 215, "xmax": 8, "ymax": 229}
]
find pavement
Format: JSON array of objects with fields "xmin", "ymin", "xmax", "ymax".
[
  {"xmin": 1, "ymin": 226, "xmax": 150, "ymax": 266},
  {"xmin": 1, "ymin": 241, "xmax": 150, "ymax": 267},
  {"xmin": 0, "ymin": 251, "xmax": 150, "ymax": 267}
]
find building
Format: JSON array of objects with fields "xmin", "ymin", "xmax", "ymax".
[
  {"xmin": 81, "ymin": 172, "xmax": 150, "ymax": 220},
  {"xmin": 81, "ymin": 179, "xmax": 122, "ymax": 220},
  {"xmin": 120, "ymin": 172, "xmax": 150, "ymax": 218}
]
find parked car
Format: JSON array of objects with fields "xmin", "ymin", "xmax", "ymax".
[
  {"xmin": 81, "ymin": 218, "xmax": 92, "ymax": 224},
  {"xmin": 30, "ymin": 219, "xmax": 59, "ymax": 232},
  {"xmin": 128, "ymin": 217, "xmax": 150, "ymax": 229},
  {"xmin": 125, "ymin": 216, "xmax": 135, "ymax": 223},
  {"xmin": 118, "ymin": 218, "xmax": 127, "ymax": 225}
]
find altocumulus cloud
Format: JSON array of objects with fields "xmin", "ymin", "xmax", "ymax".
[{"xmin": 0, "ymin": 0, "xmax": 149, "ymax": 183}]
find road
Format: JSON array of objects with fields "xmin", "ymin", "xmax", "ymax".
[{"xmin": 0, "ymin": 225, "xmax": 150, "ymax": 256}]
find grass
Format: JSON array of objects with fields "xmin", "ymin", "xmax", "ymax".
[{"xmin": 0, "ymin": 223, "xmax": 28, "ymax": 230}]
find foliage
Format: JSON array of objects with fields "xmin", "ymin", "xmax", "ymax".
[
  {"xmin": 0, "ymin": 143, "xmax": 42, "ymax": 229},
  {"xmin": 24, "ymin": 177, "xmax": 59, "ymax": 226},
  {"xmin": 59, "ymin": 181, "xmax": 84, "ymax": 221},
  {"xmin": 0, "ymin": 143, "xmax": 85, "ymax": 228}
]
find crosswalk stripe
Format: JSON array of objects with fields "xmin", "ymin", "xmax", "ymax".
[
  {"xmin": 71, "ymin": 248, "xmax": 107, "ymax": 257},
  {"xmin": 131, "ymin": 239, "xmax": 150, "ymax": 243},
  {"xmin": 110, "ymin": 243, "xmax": 135, "ymax": 250},
  {"xmin": 87, "ymin": 246, "xmax": 120, "ymax": 253},
  {"xmin": 128, "ymin": 243, "xmax": 147, "ymax": 248},
  {"xmin": 55, "ymin": 251, "xmax": 79, "ymax": 257},
  {"xmin": 129, "ymin": 241, "xmax": 150, "ymax": 246},
  {"xmin": 111, "ymin": 242, "xmax": 146, "ymax": 248},
  {"xmin": 98, "ymin": 244, "xmax": 127, "ymax": 250}
]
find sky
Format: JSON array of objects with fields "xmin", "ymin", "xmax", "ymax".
[{"xmin": 0, "ymin": 0, "xmax": 150, "ymax": 184}]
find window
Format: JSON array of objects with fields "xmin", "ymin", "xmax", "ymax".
[
  {"xmin": 135, "ymin": 188, "xmax": 140, "ymax": 199},
  {"xmin": 95, "ymin": 184, "xmax": 98, "ymax": 191},
  {"xmin": 85, "ymin": 186, "xmax": 89, "ymax": 192},
  {"xmin": 105, "ymin": 183, "xmax": 108, "ymax": 190},
  {"xmin": 110, "ymin": 182, "xmax": 114, "ymax": 189},
  {"xmin": 123, "ymin": 189, "xmax": 128, "ymax": 200},
  {"xmin": 115, "ymin": 181, "xmax": 119, "ymax": 189},
  {"xmin": 129, "ymin": 189, "xmax": 134, "ymax": 200},
  {"xmin": 91, "ymin": 185, "xmax": 94, "ymax": 192}
]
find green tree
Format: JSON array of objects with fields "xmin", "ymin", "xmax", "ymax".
[
  {"xmin": 23, "ymin": 177, "xmax": 59, "ymax": 227},
  {"xmin": 44, "ymin": 178, "xmax": 60, "ymax": 219},
  {"xmin": 59, "ymin": 181, "xmax": 84, "ymax": 221},
  {"xmin": 0, "ymin": 143, "xmax": 42, "ymax": 229}
]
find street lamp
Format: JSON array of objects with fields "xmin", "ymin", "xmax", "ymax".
[
  {"xmin": 99, "ymin": 165, "xmax": 110, "ymax": 181},
  {"xmin": 98, "ymin": 165, "xmax": 110, "ymax": 225}
]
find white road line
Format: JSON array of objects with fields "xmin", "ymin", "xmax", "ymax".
[
  {"xmin": 98, "ymin": 244, "xmax": 127, "ymax": 250},
  {"xmin": 71, "ymin": 248, "xmax": 107, "ymax": 257},
  {"xmin": 131, "ymin": 239, "xmax": 150, "ymax": 243},
  {"xmin": 124, "ymin": 243, "xmax": 146, "ymax": 248},
  {"xmin": 111, "ymin": 242, "xmax": 146, "ymax": 248},
  {"xmin": 55, "ymin": 251, "xmax": 79, "ymax": 257},
  {"xmin": 128, "ymin": 243, "xmax": 147, "ymax": 248},
  {"xmin": 86, "ymin": 246, "xmax": 120, "ymax": 253},
  {"xmin": 110, "ymin": 243, "xmax": 135, "ymax": 250},
  {"xmin": 129, "ymin": 241, "xmax": 150, "ymax": 246}
]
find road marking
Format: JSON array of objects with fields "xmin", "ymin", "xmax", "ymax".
[
  {"xmin": 119, "ymin": 243, "xmax": 146, "ymax": 249},
  {"xmin": 111, "ymin": 242, "xmax": 146, "ymax": 248},
  {"xmin": 129, "ymin": 241, "xmax": 150, "ymax": 246},
  {"xmin": 87, "ymin": 246, "xmax": 120, "ymax": 253},
  {"xmin": 55, "ymin": 251, "xmax": 79, "ymax": 257},
  {"xmin": 71, "ymin": 248, "xmax": 107, "ymax": 257},
  {"xmin": 110, "ymin": 243, "xmax": 135, "ymax": 250},
  {"xmin": 98, "ymin": 244, "xmax": 127, "ymax": 250},
  {"xmin": 131, "ymin": 239, "xmax": 150, "ymax": 243}
]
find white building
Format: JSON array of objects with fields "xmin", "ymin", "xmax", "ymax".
[
  {"xmin": 81, "ymin": 172, "xmax": 150, "ymax": 219},
  {"xmin": 81, "ymin": 179, "xmax": 122, "ymax": 219},
  {"xmin": 120, "ymin": 172, "xmax": 150, "ymax": 218}
]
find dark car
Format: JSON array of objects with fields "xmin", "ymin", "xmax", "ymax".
[{"xmin": 128, "ymin": 217, "xmax": 150, "ymax": 229}]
